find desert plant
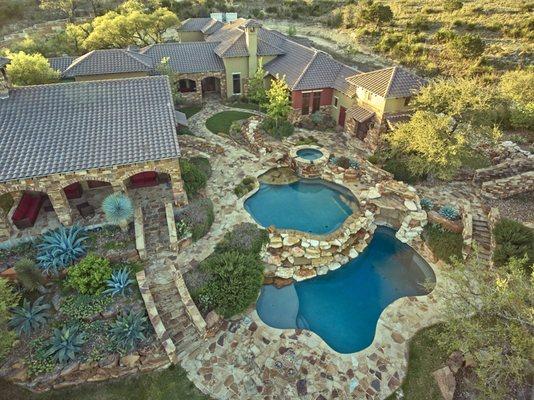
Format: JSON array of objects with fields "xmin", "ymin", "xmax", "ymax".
[
  {"xmin": 0, "ymin": 278, "xmax": 20, "ymax": 360},
  {"xmin": 175, "ymin": 220, "xmax": 191, "ymax": 239},
  {"xmin": 493, "ymin": 219, "xmax": 533, "ymax": 270},
  {"xmin": 109, "ymin": 311, "xmax": 147, "ymax": 352},
  {"xmin": 102, "ymin": 193, "xmax": 133, "ymax": 230},
  {"xmin": 175, "ymin": 199, "xmax": 214, "ymax": 241},
  {"xmin": 9, "ymin": 296, "xmax": 50, "ymax": 336},
  {"xmin": 420, "ymin": 198, "xmax": 434, "ymax": 211},
  {"xmin": 215, "ymin": 223, "xmax": 269, "ymax": 255},
  {"xmin": 65, "ymin": 254, "xmax": 112, "ymax": 295},
  {"xmin": 36, "ymin": 225, "xmax": 88, "ymax": 275},
  {"xmin": 45, "ymin": 326, "xmax": 86, "ymax": 364},
  {"xmin": 104, "ymin": 267, "xmax": 135, "ymax": 297},
  {"xmin": 438, "ymin": 205, "xmax": 460, "ymax": 221},
  {"xmin": 14, "ymin": 258, "xmax": 44, "ymax": 292}
]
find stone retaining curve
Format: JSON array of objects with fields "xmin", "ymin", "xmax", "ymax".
[
  {"xmin": 473, "ymin": 157, "xmax": 534, "ymax": 184},
  {"xmin": 481, "ymin": 170, "xmax": 534, "ymax": 199}
]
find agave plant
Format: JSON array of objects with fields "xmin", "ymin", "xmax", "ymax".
[
  {"xmin": 110, "ymin": 311, "xmax": 147, "ymax": 352},
  {"xmin": 102, "ymin": 193, "xmax": 134, "ymax": 230},
  {"xmin": 104, "ymin": 268, "xmax": 135, "ymax": 297},
  {"xmin": 439, "ymin": 204, "xmax": 460, "ymax": 221},
  {"xmin": 36, "ymin": 226, "xmax": 88, "ymax": 275},
  {"xmin": 9, "ymin": 296, "xmax": 50, "ymax": 335},
  {"xmin": 45, "ymin": 326, "xmax": 86, "ymax": 364},
  {"xmin": 420, "ymin": 198, "xmax": 434, "ymax": 211}
]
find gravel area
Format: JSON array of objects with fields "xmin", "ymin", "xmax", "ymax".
[{"xmin": 482, "ymin": 192, "xmax": 534, "ymax": 227}]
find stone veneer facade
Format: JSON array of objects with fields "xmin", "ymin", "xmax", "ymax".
[
  {"xmin": 174, "ymin": 71, "xmax": 227, "ymax": 103},
  {"xmin": 0, "ymin": 158, "xmax": 187, "ymax": 242},
  {"xmin": 288, "ymin": 145, "xmax": 330, "ymax": 178}
]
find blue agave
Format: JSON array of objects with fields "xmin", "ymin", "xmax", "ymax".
[
  {"xmin": 349, "ymin": 159, "xmax": 360, "ymax": 169},
  {"xmin": 439, "ymin": 204, "xmax": 460, "ymax": 220},
  {"xmin": 36, "ymin": 226, "xmax": 87, "ymax": 275},
  {"xmin": 102, "ymin": 193, "xmax": 134, "ymax": 225},
  {"xmin": 104, "ymin": 268, "xmax": 135, "ymax": 297},
  {"xmin": 9, "ymin": 296, "xmax": 50, "ymax": 336},
  {"xmin": 45, "ymin": 326, "xmax": 86, "ymax": 364},
  {"xmin": 110, "ymin": 311, "xmax": 147, "ymax": 352},
  {"xmin": 420, "ymin": 198, "xmax": 434, "ymax": 211}
]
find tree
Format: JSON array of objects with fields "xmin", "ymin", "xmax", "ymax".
[
  {"xmin": 448, "ymin": 33, "xmax": 485, "ymax": 59},
  {"xmin": 5, "ymin": 51, "xmax": 60, "ymax": 86},
  {"xmin": 0, "ymin": 278, "xmax": 20, "ymax": 361},
  {"xmin": 247, "ymin": 59, "xmax": 267, "ymax": 106},
  {"xmin": 432, "ymin": 257, "xmax": 533, "ymax": 399},
  {"xmin": 39, "ymin": 0, "xmax": 82, "ymax": 21},
  {"xmin": 265, "ymin": 75, "xmax": 291, "ymax": 127},
  {"xmin": 72, "ymin": 0, "xmax": 179, "ymax": 51},
  {"xmin": 499, "ymin": 69, "xmax": 534, "ymax": 130},
  {"xmin": 358, "ymin": 0, "xmax": 393, "ymax": 26},
  {"xmin": 443, "ymin": 0, "xmax": 463, "ymax": 12}
]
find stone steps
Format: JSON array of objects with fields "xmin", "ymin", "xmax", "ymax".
[{"xmin": 471, "ymin": 214, "xmax": 493, "ymax": 266}]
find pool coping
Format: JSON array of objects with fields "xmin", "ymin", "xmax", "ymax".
[{"xmin": 289, "ymin": 144, "xmax": 331, "ymax": 165}]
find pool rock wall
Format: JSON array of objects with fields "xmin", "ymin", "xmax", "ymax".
[
  {"xmin": 289, "ymin": 145, "xmax": 330, "ymax": 178},
  {"xmin": 265, "ymin": 210, "xmax": 376, "ymax": 281}
]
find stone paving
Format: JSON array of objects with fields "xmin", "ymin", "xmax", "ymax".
[{"xmin": 154, "ymin": 101, "xmax": 452, "ymax": 399}]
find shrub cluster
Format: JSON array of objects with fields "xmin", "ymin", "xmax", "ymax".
[
  {"xmin": 234, "ymin": 177, "xmax": 256, "ymax": 198},
  {"xmin": 175, "ymin": 198, "xmax": 214, "ymax": 241},
  {"xmin": 493, "ymin": 219, "xmax": 533, "ymax": 271},
  {"xmin": 179, "ymin": 158, "xmax": 209, "ymax": 199},
  {"xmin": 65, "ymin": 254, "xmax": 112, "ymax": 295},
  {"xmin": 260, "ymin": 118, "xmax": 294, "ymax": 139},
  {"xmin": 423, "ymin": 224, "xmax": 463, "ymax": 262},
  {"xmin": 215, "ymin": 223, "xmax": 269, "ymax": 255}
]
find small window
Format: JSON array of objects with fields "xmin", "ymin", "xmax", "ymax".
[
  {"xmin": 232, "ymin": 73, "xmax": 241, "ymax": 95},
  {"xmin": 404, "ymin": 96, "xmax": 412, "ymax": 106},
  {"xmin": 333, "ymin": 96, "xmax": 339, "ymax": 108},
  {"xmin": 312, "ymin": 91, "xmax": 321, "ymax": 113}
]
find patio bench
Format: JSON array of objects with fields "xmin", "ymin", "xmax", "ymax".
[
  {"xmin": 64, "ymin": 182, "xmax": 83, "ymax": 199},
  {"xmin": 12, "ymin": 193, "xmax": 45, "ymax": 229},
  {"xmin": 130, "ymin": 172, "xmax": 158, "ymax": 188}
]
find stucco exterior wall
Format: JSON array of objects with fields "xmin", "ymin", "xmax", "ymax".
[
  {"xmin": 223, "ymin": 57, "xmax": 248, "ymax": 97},
  {"xmin": 330, "ymin": 90, "xmax": 354, "ymax": 127},
  {"xmin": 75, "ymin": 72, "xmax": 149, "ymax": 82},
  {"xmin": 178, "ymin": 31, "xmax": 205, "ymax": 42},
  {"xmin": 0, "ymin": 158, "xmax": 187, "ymax": 242}
]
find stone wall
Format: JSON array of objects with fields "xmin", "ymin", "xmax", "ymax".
[
  {"xmin": 473, "ymin": 157, "xmax": 534, "ymax": 184},
  {"xmin": 289, "ymin": 145, "xmax": 330, "ymax": 178},
  {"xmin": 174, "ymin": 71, "xmax": 227, "ymax": 103},
  {"xmin": 481, "ymin": 170, "xmax": 534, "ymax": 199},
  {"xmin": 0, "ymin": 158, "xmax": 187, "ymax": 242},
  {"xmin": 288, "ymin": 105, "xmax": 331, "ymax": 125}
]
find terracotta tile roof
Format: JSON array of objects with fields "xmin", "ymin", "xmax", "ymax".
[
  {"xmin": 0, "ymin": 76, "xmax": 179, "ymax": 183},
  {"xmin": 345, "ymin": 66, "xmax": 426, "ymax": 98},
  {"xmin": 347, "ymin": 105, "xmax": 375, "ymax": 122},
  {"xmin": 140, "ymin": 42, "xmax": 224, "ymax": 73}
]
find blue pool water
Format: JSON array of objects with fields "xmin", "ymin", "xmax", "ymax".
[
  {"xmin": 256, "ymin": 227, "xmax": 436, "ymax": 353},
  {"xmin": 296, "ymin": 148, "xmax": 323, "ymax": 160},
  {"xmin": 244, "ymin": 179, "xmax": 354, "ymax": 234}
]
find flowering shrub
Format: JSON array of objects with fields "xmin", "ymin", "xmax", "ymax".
[
  {"xmin": 215, "ymin": 223, "xmax": 269, "ymax": 255},
  {"xmin": 175, "ymin": 198, "xmax": 214, "ymax": 241}
]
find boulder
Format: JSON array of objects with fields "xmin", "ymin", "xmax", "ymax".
[
  {"xmin": 367, "ymin": 188, "xmax": 381, "ymax": 199},
  {"xmin": 205, "ymin": 311, "xmax": 221, "ymax": 330},
  {"xmin": 349, "ymin": 248, "xmax": 359, "ymax": 259},
  {"xmin": 120, "ymin": 354, "xmax": 141, "ymax": 368},
  {"xmin": 404, "ymin": 200, "xmax": 418, "ymax": 211},
  {"xmin": 283, "ymin": 236, "xmax": 300, "ymax": 246},
  {"xmin": 275, "ymin": 267, "xmax": 294, "ymax": 279},
  {"xmin": 60, "ymin": 362, "xmax": 80, "ymax": 377},
  {"xmin": 294, "ymin": 268, "xmax": 317, "ymax": 281},
  {"xmin": 98, "ymin": 354, "xmax": 119, "ymax": 369},
  {"xmin": 273, "ymin": 277, "xmax": 293, "ymax": 288},
  {"xmin": 446, "ymin": 351, "xmax": 465, "ymax": 374},
  {"xmin": 432, "ymin": 366, "xmax": 456, "ymax": 400}
]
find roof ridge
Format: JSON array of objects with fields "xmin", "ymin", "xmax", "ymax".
[
  {"xmin": 383, "ymin": 66, "xmax": 398, "ymax": 97},
  {"xmin": 119, "ymin": 49, "xmax": 153, "ymax": 68},
  {"xmin": 292, "ymin": 50, "xmax": 319, "ymax": 90},
  {"xmin": 63, "ymin": 50, "xmax": 95, "ymax": 73},
  {"xmin": 10, "ymin": 75, "xmax": 167, "ymax": 91}
]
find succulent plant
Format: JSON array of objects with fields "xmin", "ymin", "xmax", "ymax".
[
  {"xmin": 439, "ymin": 204, "xmax": 460, "ymax": 221},
  {"xmin": 104, "ymin": 268, "xmax": 135, "ymax": 297},
  {"xmin": 14, "ymin": 258, "xmax": 44, "ymax": 292},
  {"xmin": 45, "ymin": 326, "xmax": 86, "ymax": 364},
  {"xmin": 36, "ymin": 226, "xmax": 88, "ymax": 275},
  {"xmin": 110, "ymin": 311, "xmax": 147, "ymax": 352},
  {"xmin": 9, "ymin": 296, "xmax": 50, "ymax": 335},
  {"xmin": 102, "ymin": 193, "xmax": 134, "ymax": 226},
  {"xmin": 349, "ymin": 159, "xmax": 360, "ymax": 169},
  {"xmin": 420, "ymin": 198, "xmax": 434, "ymax": 211}
]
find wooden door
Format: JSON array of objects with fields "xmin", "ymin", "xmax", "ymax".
[
  {"xmin": 338, "ymin": 106, "xmax": 346, "ymax": 127},
  {"xmin": 302, "ymin": 92, "xmax": 310, "ymax": 115}
]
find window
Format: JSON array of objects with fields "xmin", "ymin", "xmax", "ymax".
[
  {"xmin": 333, "ymin": 96, "xmax": 339, "ymax": 108},
  {"xmin": 232, "ymin": 73, "xmax": 241, "ymax": 95},
  {"xmin": 302, "ymin": 92, "xmax": 310, "ymax": 115},
  {"xmin": 365, "ymin": 91, "xmax": 372, "ymax": 101},
  {"xmin": 404, "ymin": 96, "xmax": 412, "ymax": 106},
  {"xmin": 312, "ymin": 91, "xmax": 321, "ymax": 113}
]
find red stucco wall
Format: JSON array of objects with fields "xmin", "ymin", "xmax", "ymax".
[{"xmin": 291, "ymin": 88, "xmax": 333, "ymax": 109}]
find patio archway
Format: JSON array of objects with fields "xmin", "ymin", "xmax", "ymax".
[
  {"xmin": 178, "ymin": 79, "xmax": 197, "ymax": 93},
  {"xmin": 60, "ymin": 180, "xmax": 114, "ymax": 221},
  {"xmin": 201, "ymin": 76, "xmax": 221, "ymax": 98}
]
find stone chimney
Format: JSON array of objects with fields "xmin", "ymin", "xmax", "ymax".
[
  {"xmin": 0, "ymin": 57, "xmax": 11, "ymax": 100},
  {"xmin": 242, "ymin": 20, "xmax": 261, "ymax": 77}
]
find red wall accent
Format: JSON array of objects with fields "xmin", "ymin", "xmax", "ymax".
[{"xmin": 291, "ymin": 88, "xmax": 333, "ymax": 109}]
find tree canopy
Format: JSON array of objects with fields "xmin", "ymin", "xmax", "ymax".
[
  {"xmin": 247, "ymin": 59, "xmax": 268, "ymax": 106},
  {"xmin": 499, "ymin": 69, "xmax": 534, "ymax": 130},
  {"xmin": 265, "ymin": 75, "xmax": 291, "ymax": 126},
  {"xmin": 5, "ymin": 51, "xmax": 60, "ymax": 86}
]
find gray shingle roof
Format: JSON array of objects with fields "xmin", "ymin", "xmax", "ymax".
[
  {"xmin": 141, "ymin": 42, "xmax": 224, "ymax": 73},
  {"xmin": 345, "ymin": 66, "xmax": 426, "ymax": 98},
  {"xmin": 179, "ymin": 18, "xmax": 216, "ymax": 32},
  {"xmin": 0, "ymin": 76, "xmax": 179, "ymax": 183},
  {"xmin": 62, "ymin": 49, "xmax": 154, "ymax": 78},
  {"xmin": 0, "ymin": 57, "xmax": 10, "ymax": 68},
  {"xmin": 48, "ymin": 56, "xmax": 75, "ymax": 73},
  {"xmin": 347, "ymin": 105, "xmax": 375, "ymax": 122}
]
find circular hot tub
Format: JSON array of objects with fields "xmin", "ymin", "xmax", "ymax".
[{"xmin": 290, "ymin": 145, "xmax": 330, "ymax": 178}]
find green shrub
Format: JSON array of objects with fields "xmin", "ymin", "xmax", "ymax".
[
  {"xmin": 60, "ymin": 294, "xmax": 113, "ymax": 321},
  {"xmin": 65, "ymin": 254, "xmax": 112, "ymax": 295},
  {"xmin": 215, "ymin": 223, "xmax": 269, "ymax": 255},
  {"xmin": 189, "ymin": 156, "xmax": 212, "ymax": 179},
  {"xmin": 25, "ymin": 338, "xmax": 56, "ymax": 378},
  {"xmin": 0, "ymin": 193, "xmax": 13, "ymax": 214},
  {"xmin": 179, "ymin": 158, "xmax": 208, "ymax": 199},
  {"xmin": 175, "ymin": 198, "xmax": 214, "ymax": 241},
  {"xmin": 443, "ymin": 0, "xmax": 463, "ymax": 12},
  {"xmin": 449, "ymin": 34, "xmax": 485, "ymax": 59},
  {"xmin": 197, "ymin": 251, "xmax": 264, "ymax": 318},
  {"xmin": 14, "ymin": 258, "xmax": 44, "ymax": 292},
  {"xmin": 493, "ymin": 219, "xmax": 533, "ymax": 270},
  {"xmin": 260, "ymin": 118, "xmax": 294, "ymax": 139},
  {"xmin": 423, "ymin": 224, "xmax": 463, "ymax": 262},
  {"xmin": 0, "ymin": 278, "xmax": 20, "ymax": 360},
  {"xmin": 234, "ymin": 176, "xmax": 256, "ymax": 198},
  {"xmin": 383, "ymin": 156, "xmax": 425, "ymax": 184}
]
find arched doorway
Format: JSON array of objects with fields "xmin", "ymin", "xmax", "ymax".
[
  {"xmin": 178, "ymin": 79, "xmax": 197, "ymax": 93},
  {"xmin": 201, "ymin": 76, "xmax": 221, "ymax": 99},
  {"xmin": 61, "ymin": 180, "xmax": 113, "ymax": 222}
]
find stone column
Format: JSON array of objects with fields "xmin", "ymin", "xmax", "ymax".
[
  {"xmin": 80, "ymin": 181, "xmax": 90, "ymax": 191},
  {"xmin": 48, "ymin": 189, "xmax": 73, "ymax": 226},
  {"xmin": 195, "ymin": 78, "xmax": 203, "ymax": 103},
  {"xmin": 170, "ymin": 174, "xmax": 188, "ymax": 207},
  {"xmin": 220, "ymin": 74, "xmax": 227, "ymax": 99},
  {"xmin": 0, "ymin": 207, "xmax": 10, "ymax": 242}
]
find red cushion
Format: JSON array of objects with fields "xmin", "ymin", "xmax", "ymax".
[
  {"xmin": 64, "ymin": 182, "xmax": 82, "ymax": 199},
  {"xmin": 130, "ymin": 172, "xmax": 158, "ymax": 187},
  {"xmin": 12, "ymin": 193, "xmax": 44, "ymax": 223}
]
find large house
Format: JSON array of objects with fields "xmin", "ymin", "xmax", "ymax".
[
  {"xmin": 0, "ymin": 59, "xmax": 186, "ymax": 242},
  {"xmin": 48, "ymin": 18, "xmax": 426, "ymax": 146}
]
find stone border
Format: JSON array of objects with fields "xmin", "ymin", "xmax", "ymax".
[
  {"xmin": 289, "ymin": 144, "xmax": 331, "ymax": 178},
  {"xmin": 134, "ymin": 206, "xmax": 146, "ymax": 260}
]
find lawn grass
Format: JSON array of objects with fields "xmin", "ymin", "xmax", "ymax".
[
  {"xmin": 180, "ymin": 106, "xmax": 202, "ymax": 118},
  {"xmin": 0, "ymin": 366, "xmax": 209, "ymax": 400},
  {"xmin": 386, "ymin": 324, "xmax": 448, "ymax": 400},
  {"xmin": 205, "ymin": 111, "xmax": 255, "ymax": 135}
]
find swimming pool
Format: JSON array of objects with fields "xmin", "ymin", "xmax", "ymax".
[
  {"xmin": 256, "ymin": 226, "xmax": 436, "ymax": 353},
  {"xmin": 296, "ymin": 148, "xmax": 324, "ymax": 161},
  {"xmin": 244, "ymin": 179, "xmax": 354, "ymax": 235}
]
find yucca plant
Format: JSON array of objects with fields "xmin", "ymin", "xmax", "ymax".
[
  {"xmin": 102, "ymin": 193, "xmax": 134, "ymax": 231},
  {"xmin": 36, "ymin": 226, "xmax": 88, "ymax": 275},
  {"xmin": 110, "ymin": 311, "xmax": 147, "ymax": 352},
  {"xmin": 439, "ymin": 204, "xmax": 460, "ymax": 221},
  {"xmin": 104, "ymin": 268, "xmax": 135, "ymax": 297},
  {"xmin": 9, "ymin": 296, "xmax": 50, "ymax": 336},
  {"xmin": 45, "ymin": 326, "xmax": 86, "ymax": 364}
]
